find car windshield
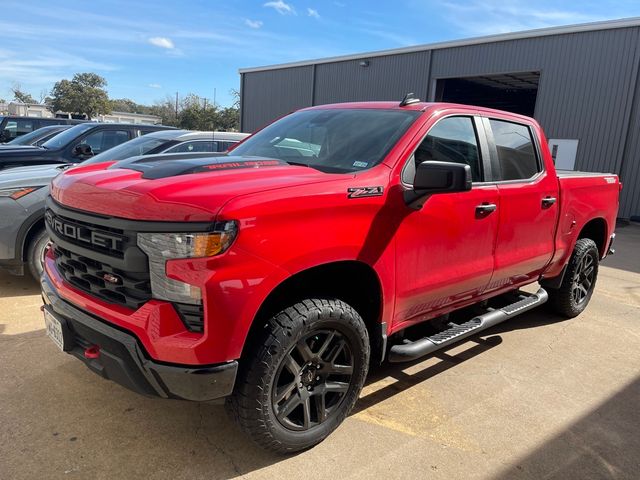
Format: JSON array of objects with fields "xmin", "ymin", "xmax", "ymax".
[
  {"xmin": 82, "ymin": 135, "xmax": 171, "ymax": 164},
  {"xmin": 230, "ymin": 108, "xmax": 421, "ymax": 173},
  {"xmin": 41, "ymin": 123, "xmax": 96, "ymax": 149},
  {"xmin": 6, "ymin": 127, "xmax": 60, "ymax": 146}
]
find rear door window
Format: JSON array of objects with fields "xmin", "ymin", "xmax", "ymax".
[
  {"xmin": 489, "ymin": 119, "xmax": 540, "ymax": 181},
  {"xmin": 3, "ymin": 119, "xmax": 35, "ymax": 140},
  {"xmin": 82, "ymin": 130, "xmax": 130, "ymax": 155},
  {"xmin": 219, "ymin": 141, "xmax": 238, "ymax": 152},
  {"xmin": 164, "ymin": 141, "xmax": 217, "ymax": 153}
]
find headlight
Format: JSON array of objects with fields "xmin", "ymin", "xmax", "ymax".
[
  {"xmin": 0, "ymin": 186, "xmax": 42, "ymax": 200},
  {"xmin": 137, "ymin": 221, "xmax": 238, "ymax": 304}
]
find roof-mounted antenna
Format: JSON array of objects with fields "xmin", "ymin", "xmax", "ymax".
[{"xmin": 399, "ymin": 93, "xmax": 420, "ymax": 107}]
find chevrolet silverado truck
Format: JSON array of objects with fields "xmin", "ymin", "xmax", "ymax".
[{"xmin": 41, "ymin": 99, "xmax": 620, "ymax": 453}]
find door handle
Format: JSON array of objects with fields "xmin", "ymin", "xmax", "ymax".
[
  {"xmin": 476, "ymin": 203, "xmax": 497, "ymax": 217},
  {"xmin": 541, "ymin": 196, "xmax": 557, "ymax": 208}
]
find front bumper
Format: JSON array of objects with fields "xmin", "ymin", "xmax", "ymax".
[{"xmin": 41, "ymin": 274, "xmax": 237, "ymax": 401}]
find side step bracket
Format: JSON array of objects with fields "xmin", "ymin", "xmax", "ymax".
[{"xmin": 388, "ymin": 288, "xmax": 548, "ymax": 363}]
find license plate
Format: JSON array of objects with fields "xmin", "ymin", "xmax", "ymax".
[{"xmin": 44, "ymin": 308, "xmax": 65, "ymax": 351}]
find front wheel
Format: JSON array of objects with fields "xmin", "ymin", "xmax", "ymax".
[
  {"xmin": 547, "ymin": 238, "xmax": 599, "ymax": 318},
  {"xmin": 27, "ymin": 228, "xmax": 49, "ymax": 281},
  {"xmin": 227, "ymin": 298, "xmax": 370, "ymax": 453}
]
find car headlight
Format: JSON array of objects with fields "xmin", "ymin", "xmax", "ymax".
[
  {"xmin": 0, "ymin": 186, "xmax": 42, "ymax": 200},
  {"xmin": 137, "ymin": 221, "xmax": 238, "ymax": 304}
]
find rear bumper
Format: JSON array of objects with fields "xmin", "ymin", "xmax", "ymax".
[
  {"xmin": 605, "ymin": 233, "xmax": 616, "ymax": 257},
  {"xmin": 41, "ymin": 274, "xmax": 237, "ymax": 401}
]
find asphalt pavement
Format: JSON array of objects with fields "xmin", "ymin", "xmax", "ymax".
[{"xmin": 1, "ymin": 224, "xmax": 639, "ymax": 479}]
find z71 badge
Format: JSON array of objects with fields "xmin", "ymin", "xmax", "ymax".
[{"xmin": 347, "ymin": 186, "xmax": 384, "ymax": 198}]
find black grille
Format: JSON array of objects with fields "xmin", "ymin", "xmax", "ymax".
[
  {"xmin": 45, "ymin": 210, "xmax": 127, "ymax": 258},
  {"xmin": 174, "ymin": 303, "xmax": 205, "ymax": 333},
  {"xmin": 54, "ymin": 246, "xmax": 151, "ymax": 310},
  {"xmin": 46, "ymin": 201, "xmax": 205, "ymax": 333}
]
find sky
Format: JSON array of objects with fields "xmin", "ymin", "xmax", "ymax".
[{"xmin": 1, "ymin": 0, "xmax": 639, "ymax": 107}]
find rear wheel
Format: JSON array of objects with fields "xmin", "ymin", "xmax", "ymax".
[
  {"xmin": 547, "ymin": 238, "xmax": 599, "ymax": 318},
  {"xmin": 27, "ymin": 228, "xmax": 49, "ymax": 281},
  {"xmin": 227, "ymin": 298, "xmax": 369, "ymax": 453}
]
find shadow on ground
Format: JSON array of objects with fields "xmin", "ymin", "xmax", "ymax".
[
  {"xmin": 492, "ymin": 375, "xmax": 640, "ymax": 480},
  {"xmin": 601, "ymin": 222, "xmax": 640, "ymax": 275},
  {"xmin": 0, "ymin": 272, "xmax": 40, "ymax": 297}
]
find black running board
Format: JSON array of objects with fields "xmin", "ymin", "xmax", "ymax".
[{"xmin": 388, "ymin": 288, "xmax": 548, "ymax": 363}]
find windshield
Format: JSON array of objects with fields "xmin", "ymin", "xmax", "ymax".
[
  {"xmin": 41, "ymin": 123, "xmax": 95, "ymax": 149},
  {"xmin": 231, "ymin": 108, "xmax": 421, "ymax": 173},
  {"xmin": 6, "ymin": 127, "xmax": 59, "ymax": 146},
  {"xmin": 83, "ymin": 135, "xmax": 171, "ymax": 165}
]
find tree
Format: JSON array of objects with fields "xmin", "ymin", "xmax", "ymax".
[
  {"xmin": 11, "ymin": 83, "xmax": 37, "ymax": 104},
  {"xmin": 110, "ymin": 98, "xmax": 138, "ymax": 113},
  {"xmin": 149, "ymin": 95, "xmax": 181, "ymax": 126},
  {"xmin": 50, "ymin": 73, "xmax": 111, "ymax": 120},
  {"xmin": 229, "ymin": 88, "xmax": 240, "ymax": 109}
]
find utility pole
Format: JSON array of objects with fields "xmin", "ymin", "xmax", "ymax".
[
  {"xmin": 213, "ymin": 88, "xmax": 216, "ymax": 108},
  {"xmin": 175, "ymin": 91, "xmax": 179, "ymax": 121}
]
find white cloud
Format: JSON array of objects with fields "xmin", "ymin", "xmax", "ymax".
[
  {"xmin": 245, "ymin": 19, "xmax": 264, "ymax": 29},
  {"xmin": 307, "ymin": 8, "xmax": 320, "ymax": 19},
  {"xmin": 148, "ymin": 83, "xmax": 161, "ymax": 88},
  {"xmin": 438, "ymin": 1, "xmax": 604, "ymax": 36},
  {"xmin": 264, "ymin": 1, "xmax": 295, "ymax": 15},
  {"xmin": 148, "ymin": 36, "xmax": 175, "ymax": 49}
]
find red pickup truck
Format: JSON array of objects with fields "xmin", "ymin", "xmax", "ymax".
[{"xmin": 41, "ymin": 99, "xmax": 620, "ymax": 452}]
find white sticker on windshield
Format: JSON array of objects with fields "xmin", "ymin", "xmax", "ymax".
[{"xmin": 353, "ymin": 161, "xmax": 368, "ymax": 168}]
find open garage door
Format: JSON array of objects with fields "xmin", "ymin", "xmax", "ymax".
[{"xmin": 435, "ymin": 72, "xmax": 540, "ymax": 117}]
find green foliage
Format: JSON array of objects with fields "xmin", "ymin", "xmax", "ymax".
[
  {"xmin": 50, "ymin": 73, "xmax": 111, "ymax": 120},
  {"xmin": 7, "ymin": 73, "xmax": 240, "ymax": 130},
  {"xmin": 147, "ymin": 92, "xmax": 240, "ymax": 131},
  {"xmin": 11, "ymin": 83, "xmax": 37, "ymax": 104},
  {"xmin": 110, "ymin": 98, "xmax": 138, "ymax": 113}
]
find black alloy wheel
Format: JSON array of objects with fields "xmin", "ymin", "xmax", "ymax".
[
  {"xmin": 272, "ymin": 329, "xmax": 354, "ymax": 431},
  {"xmin": 571, "ymin": 251, "xmax": 596, "ymax": 305},
  {"xmin": 547, "ymin": 238, "xmax": 599, "ymax": 318}
]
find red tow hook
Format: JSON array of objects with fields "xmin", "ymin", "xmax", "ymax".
[{"xmin": 84, "ymin": 345, "xmax": 101, "ymax": 359}]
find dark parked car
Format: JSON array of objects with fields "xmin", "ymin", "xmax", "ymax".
[
  {"xmin": 80, "ymin": 129, "xmax": 249, "ymax": 166},
  {"xmin": 0, "ymin": 125, "xmax": 72, "ymax": 147},
  {"xmin": 0, "ymin": 115, "xmax": 85, "ymax": 142},
  {"xmin": 0, "ymin": 122, "xmax": 174, "ymax": 171},
  {"xmin": 0, "ymin": 130, "xmax": 247, "ymax": 278}
]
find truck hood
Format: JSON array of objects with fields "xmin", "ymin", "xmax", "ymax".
[
  {"xmin": 0, "ymin": 145, "xmax": 44, "ymax": 155},
  {"xmin": 51, "ymin": 156, "xmax": 343, "ymax": 221},
  {"xmin": 0, "ymin": 163, "xmax": 69, "ymax": 188}
]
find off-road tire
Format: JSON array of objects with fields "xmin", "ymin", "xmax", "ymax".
[
  {"xmin": 27, "ymin": 228, "xmax": 49, "ymax": 281},
  {"xmin": 226, "ymin": 298, "xmax": 370, "ymax": 453},
  {"xmin": 547, "ymin": 238, "xmax": 599, "ymax": 318}
]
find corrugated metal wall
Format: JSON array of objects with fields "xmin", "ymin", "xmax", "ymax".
[
  {"xmin": 620, "ymin": 73, "xmax": 640, "ymax": 219},
  {"xmin": 240, "ymin": 27, "xmax": 640, "ymax": 218},
  {"xmin": 241, "ymin": 65, "xmax": 314, "ymax": 132},
  {"xmin": 313, "ymin": 51, "xmax": 431, "ymax": 104}
]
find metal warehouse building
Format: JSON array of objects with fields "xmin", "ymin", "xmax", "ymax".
[{"xmin": 239, "ymin": 18, "xmax": 640, "ymax": 219}]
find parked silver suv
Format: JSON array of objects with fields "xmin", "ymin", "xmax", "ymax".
[{"xmin": 0, "ymin": 130, "xmax": 248, "ymax": 278}]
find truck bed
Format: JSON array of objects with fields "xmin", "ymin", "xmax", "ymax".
[{"xmin": 556, "ymin": 169, "xmax": 617, "ymax": 178}]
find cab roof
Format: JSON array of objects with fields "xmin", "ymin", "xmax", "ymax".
[{"xmin": 301, "ymin": 101, "xmax": 537, "ymax": 123}]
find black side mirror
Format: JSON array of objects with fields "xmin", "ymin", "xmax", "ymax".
[
  {"xmin": 72, "ymin": 143, "xmax": 93, "ymax": 158},
  {"xmin": 413, "ymin": 160, "xmax": 472, "ymax": 194}
]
